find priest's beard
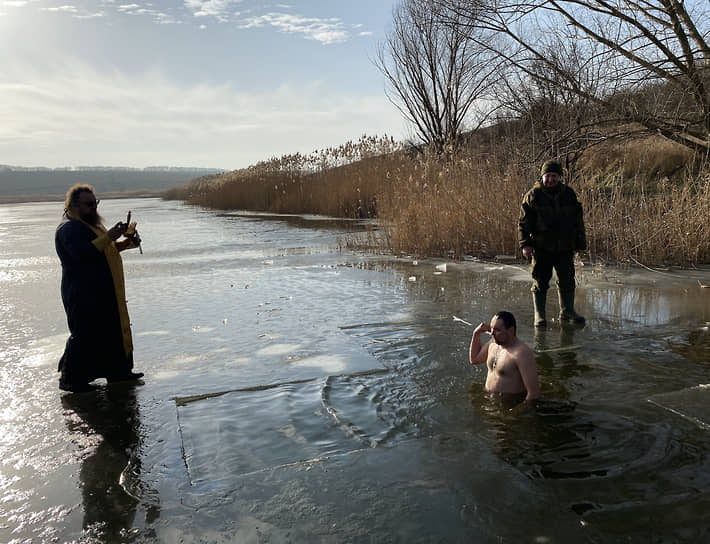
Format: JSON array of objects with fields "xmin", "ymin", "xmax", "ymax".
[{"xmin": 80, "ymin": 209, "xmax": 103, "ymax": 226}]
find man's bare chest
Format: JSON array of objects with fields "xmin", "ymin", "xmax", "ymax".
[{"xmin": 489, "ymin": 346, "xmax": 516, "ymax": 376}]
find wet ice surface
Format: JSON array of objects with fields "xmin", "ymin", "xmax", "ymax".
[{"xmin": 1, "ymin": 198, "xmax": 709, "ymax": 542}]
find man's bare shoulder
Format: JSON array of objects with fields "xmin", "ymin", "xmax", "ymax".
[{"xmin": 510, "ymin": 339, "xmax": 535, "ymax": 361}]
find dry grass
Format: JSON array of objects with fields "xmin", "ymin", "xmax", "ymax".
[
  {"xmin": 580, "ymin": 174, "xmax": 710, "ymax": 266},
  {"xmin": 374, "ymin": 151, "xmax": 529, "ymax": 258},
  {"xmin": 575, "ymin": 134, "xmax": 693, "ymax": 188},
  {"xmin": 165, "ymin": 135, "xmax": 400, "ymax": 218},
  {"xmin": 165, "ymin": 134, "xmax": 710, "ymax": 266}
]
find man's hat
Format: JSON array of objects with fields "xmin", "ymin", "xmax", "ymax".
[{"xmin": 541, "ymin": 160, "xmax": 563, "ymax": 176}]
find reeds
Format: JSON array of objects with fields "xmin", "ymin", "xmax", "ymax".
[
  {"xmin": 374, "ymin": 151, "xmax": 529, "ymax": 259},
  {"xmin": 165, "ymin": 135, "xmax": 400, "ymax": 218},
  {"xmin": 164, "ymin": 135, "xmax": 710, "ymax": 267},
  {"xmin": 581, "ymin": 174, "xmax": 710, "ymax": 266}
]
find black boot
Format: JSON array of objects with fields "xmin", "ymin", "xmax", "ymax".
[
  {"xmin": 533, "ymin": 290, "xmax": 548, "ymax": 327},
  {"xmin": 558, "ymin": 289, "xmax": 585, "ymax": 324},
  {"xmin": 59, "ymin": 376, "xmax": 97, "ymax": 393}
]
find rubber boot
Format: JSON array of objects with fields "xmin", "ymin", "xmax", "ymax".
[
  {"xmin": 558, "ymin": 289, "xmax": 585, "ymax": 324},
  {"xmin": 533, "ymin": 290, "xmax": 547, "ymax": 327}
]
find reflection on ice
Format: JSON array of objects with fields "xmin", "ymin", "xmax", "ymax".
[
  {"xmin": 166, "ymin": 354, "xmax": 209, "ymax": 365},
  {"xmin": 231, "ymin": 357, "xmax": 250, "ymax": 365},
  {"xmin": 191, "ymin": 326, "xmax": 215, "ymax": 333},
  {"xmin": 290, "ymin": 354, "xmax": 347, "ymax": 373},
  {"xmin": 648, "ymin": 384, "xmax": 710, "ymax": 430},
  {"xmin": 256, "ymin": 343, "xmax": 301, "ymax": 356},
  {"xmin": 588, "ymin": 287, "xmax": 675, "ymax": 326},
  {"xmin": 18, "ymin": 334, "xmax": 66, "ymax": 367},
  {"xmin": 586, "ymin": 276, "xmax": 710, "ymax": 328}
]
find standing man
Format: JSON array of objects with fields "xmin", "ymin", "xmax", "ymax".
[
  {"xmin": 469, "ymin": 311, "xmax": 539, "ymax": 402},
  {"xmin": 55, "ymin": 184, "xmax": 144, "ymax": 392},
  {"xmin": 519, "ymin": 160, "xmax": 586, "ymax": 327}
]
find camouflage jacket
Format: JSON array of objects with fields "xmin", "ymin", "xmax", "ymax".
[{"xmin": 518, "ymin": 182, "xmax": 586, "ymax": 252}]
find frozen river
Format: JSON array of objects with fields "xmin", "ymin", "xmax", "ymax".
[{"xmin": 1, "ymin": 197, "xmax": 709, "ymax": 542}]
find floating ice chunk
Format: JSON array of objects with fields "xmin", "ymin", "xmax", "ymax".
[
  {"xmin": 408, "ymin": 276, "xmax": 417, "ymax": 282},
  {"xmin": 262, "ymin": 260, "xmax": 274, "ymax": 265},
  {"xmin": 412, "ymin": 260, "xmax": 418, "ymax": 266},
  {"xmin": 435, "ymin": 263, "xmax": 447, "ymax": 272}
]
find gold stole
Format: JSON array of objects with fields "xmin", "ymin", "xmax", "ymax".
[{"xmin": 66, "ymin": 211, "xmax": 133, "ymax": 356}]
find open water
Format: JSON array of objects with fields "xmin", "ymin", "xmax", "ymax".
[{"xmin": 1, "ymin": 197, "xmax": 709, "ymax": 543}]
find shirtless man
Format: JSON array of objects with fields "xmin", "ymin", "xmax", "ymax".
[{"xmin": 469, "ymin": 311, "xmax": 539, "ymax": 402}]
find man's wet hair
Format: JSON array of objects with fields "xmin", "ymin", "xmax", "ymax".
[
  {"xmin": 64, "ymin": 183, "xmax": 96, "ymax": 213},
  {"xmin": 494, "ymin": 311, "xmax": 516, "ymax": 333}
]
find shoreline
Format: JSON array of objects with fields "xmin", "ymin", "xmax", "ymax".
[{"xmin": 0, "ymin": 190, "xmax": 165, "ymax": 204}]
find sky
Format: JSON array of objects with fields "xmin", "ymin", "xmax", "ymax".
[{"xmin": 0, "ymin": 0, "xmax": 407, "ymax": 169}]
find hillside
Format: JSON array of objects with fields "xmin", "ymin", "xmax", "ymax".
[{"xmin": 0, "ymin": 166, "xmax": 226, "ymax": 203}]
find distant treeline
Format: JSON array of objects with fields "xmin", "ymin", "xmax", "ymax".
[{"xmin": 0, "ymin": 167, "xmax": 224, "ymax": 200}]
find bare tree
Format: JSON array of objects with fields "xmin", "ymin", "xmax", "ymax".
[
  {"xmin": 490, "ymin": 33, "xmax": 612, "ymax": 163},
  {"xmin": 441, "ymin": 0, "xmax": 710, "ymax": 155},
  {"xmin": 375, "ymin": 0, "xmax": 503, "ymax": 155}
]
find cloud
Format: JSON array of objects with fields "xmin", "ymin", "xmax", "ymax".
[
  {"xmin": 184, "ymin": 0, "xmax": 242, "ymax": 22},
  {"xmin": 75, "ymin": 11, "xmax": 105, "ymax": 18},
  {"xmin": 117, "ymin": 3, "xmax": 147, "ymax": 14},
  {"xmin": 115, "ymin": 2, "xmax": 178, "ymax": 23},
  {"xmin": 0, "ymin": 59, "xmax": 402, "ymax": 168},
  {"xmin": 37, "ymin": 3, "xmax": 106, "ymax": 18},
  {"xmin": 239, "ymin": 12, "xmax": 349, "ymax": 44},
  {"xmin": 13, "ymin": 1, "xmax": 376, "ymax": 40},
  {"xmin": 42, "ymin": 5, "xmax": 79, "ymax": 13}
]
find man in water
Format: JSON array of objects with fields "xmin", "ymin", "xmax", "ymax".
[
  {"xmin": 469, "ymin": 311, "xmax": 539, "ymax": 402},
  {"xmin": 519, "ymin": 160, "xmax": 586, "ymax": 327},
  {"xmin": 55, "ymin": 184, "xmax": 144, "ymax": 392}
]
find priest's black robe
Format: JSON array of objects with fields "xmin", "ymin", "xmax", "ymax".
[{"xmin": 55, "ymin": 213, "xmax": 134, "ymax": 386}]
